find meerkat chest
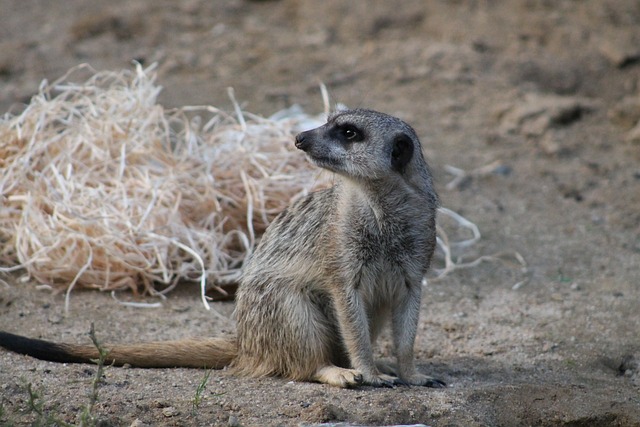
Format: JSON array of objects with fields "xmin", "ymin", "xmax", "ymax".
[
  {"xmin": 356, "ymin": 199, "xmax": 429, "ymax": 254},
  {"xmin": 338, "ymin": 206, "xmax": 430, "ymax": 284}
]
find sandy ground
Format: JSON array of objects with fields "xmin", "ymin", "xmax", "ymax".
[{"xmin": 1, "ymin": 0, "xmax": 640, "ymax": 426}]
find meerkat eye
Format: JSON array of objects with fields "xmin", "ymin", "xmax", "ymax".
[
  {"xmin": 341, "ymin": 125, "xmax": 363, "ymax": 142},
  {"xmin": 344, "ymin": 127, "xmax": 357, "ymax": 139}
]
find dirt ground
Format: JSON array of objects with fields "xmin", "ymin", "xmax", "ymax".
[{"xmin": 1, "ymin": 0, "xmax": 640, "ymax": 426}]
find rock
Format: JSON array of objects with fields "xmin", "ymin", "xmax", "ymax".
[
  {"xmin": 505, "ymin": 56, "xmax": 582, "ymax": 95},
  {"xmin": 228, "ymin": 414, "xmax": 242, "ymax": 427},
  {"xmin": 539, "ymin": 133, "xmax": 561, "ymax": 155},
  {"xmin": 608, "ymin": 96, "xmax": 640, "ymax": 130},
  {"xmin": 598, "ymin": 34, "xmax": 640, "ymax": 68},
  {"xmin": 0, "ymin": 41, "xmax": 27, "ymax": 78},
  {"xmin": 47, "ymin": 313, "xmax": 63, "ymax": 324},
  {"xmin": 161, "ymin": 406, "xmax": 178, "ymax": 417},
  {"xmin": 70, "ymin": 12, "xmax": 142, "ymax": 41},
  {"xmin": 606, "ymin": 95, "xmax": 640, "ymax": 144},
  {"xmin": 496, "ymin": 93, "xmax": 597, "ymax": 137},
  {"xmin": 300, "ymin": 403, "xmax": 347, "ymax": 424},
  {"xmin": 625, "ymin": 121, "xmax": 640, "ymax": 144},
  {"xmin": 618, "ymin": 354, "xmax": 638, "ymax": 376}
]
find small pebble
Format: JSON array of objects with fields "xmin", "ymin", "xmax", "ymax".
[
  {"xmin": 161, "ymin": 407, "xmax": 178, "ymax": 417},
  {"xmin": 228, "ymin": 414, "xmax": 241, "ymax": 427}
]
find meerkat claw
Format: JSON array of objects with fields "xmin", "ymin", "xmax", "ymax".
[
  {"xmin": 426, "ymin": 378, "xmax": 447, "ymax": 388},
  {"xmin": 393, "ymin": 377, "xmax": 411, "ymax": 387}
]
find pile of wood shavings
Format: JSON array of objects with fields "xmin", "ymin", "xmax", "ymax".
[{"xmin": 0, "ymin": 64, "xmax": 329, "ymax": 309}]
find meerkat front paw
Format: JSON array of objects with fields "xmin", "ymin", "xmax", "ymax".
[
  {"xmin": 313, "ymin": 366, "xmax": 364, "ymax": 388},
  {"xmin": 361, "ymin": 372, "xmax": 408, "ymax": 388},
  {"xmin": 403, "ymin": 372, "xmax": 446, "ymax": 388}
]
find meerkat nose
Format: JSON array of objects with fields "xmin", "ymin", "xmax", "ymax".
[{"xmin": 294, "ymin": 132, "xmax": 310, "ymax": 151}]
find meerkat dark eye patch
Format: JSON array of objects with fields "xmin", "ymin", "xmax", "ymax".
[
  {"xmin": 391, "ymin": 134, "xmax": 414, "ymax": 173},
  {"xmin": 334, "ymin": 124, "xmax": 364, "ymax": 143}
]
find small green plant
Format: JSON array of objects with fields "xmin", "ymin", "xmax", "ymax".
[
  {"xmin": 192, "ymin": 369, "xmax": 226, "ymax": 414},
  {"xmin": 193, "ymin": 369, "xmax": 213, "ymax": 411},
  {"xmin": 556, "ymin": 269, "xmax": 573, "ymax": 283},
  {"xmin": 25, "ymin": 382, "xmax": 44, "ymax": 419},
  {"xmin": 0, "ymin": 396, "xmax": 15, "ymax": 427},
  {"xmin": 78, "ymin": 323, "xmax": 109, "ymax": 426},
  {"xmin": 565, "ymin": 358, "xmax": 578, "ymax": 368},
  {"xmin": 20, "ymin": 380, "xmax": 73, "ymax": 427},
  {"xmin": 12, "ymin": 324, "xmax": 109, "ymax": 427}
]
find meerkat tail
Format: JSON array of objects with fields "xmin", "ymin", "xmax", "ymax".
[{"xmin": 0, "ymin": 331, "xmax": 237, "ymax": 369}]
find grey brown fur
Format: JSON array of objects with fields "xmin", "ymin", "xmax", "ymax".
[{"xmin": 0, "ymin": 109, "xmax": 443, "ymax": 388}]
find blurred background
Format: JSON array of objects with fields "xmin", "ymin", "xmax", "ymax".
[{"xmin": 1, "ymin": 1, "xmax": 639, "ymax": 425}]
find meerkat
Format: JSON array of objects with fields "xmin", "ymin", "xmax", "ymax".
[{"xmin": 0, "ymin": 108, "xmax": 443, "ymax": 388}]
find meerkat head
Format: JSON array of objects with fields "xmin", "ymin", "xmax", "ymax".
[{"xmin": 295, "ymin": 109, "xmax": 431, "ymax": 189}]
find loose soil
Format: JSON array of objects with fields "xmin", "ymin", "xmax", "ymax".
[{"xmin": 1, "ymin": 1, "xmax": 639, "ymax": 426}]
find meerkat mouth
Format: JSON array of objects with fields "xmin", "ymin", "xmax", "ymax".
[{"xmin": 306, "ymin": 154, "xmax": 341, "ymax": 174}]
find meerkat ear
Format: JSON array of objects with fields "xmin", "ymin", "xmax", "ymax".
[{"xmin": 391, "ymin": 133, "xmax": 414, "ymax": 173}]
